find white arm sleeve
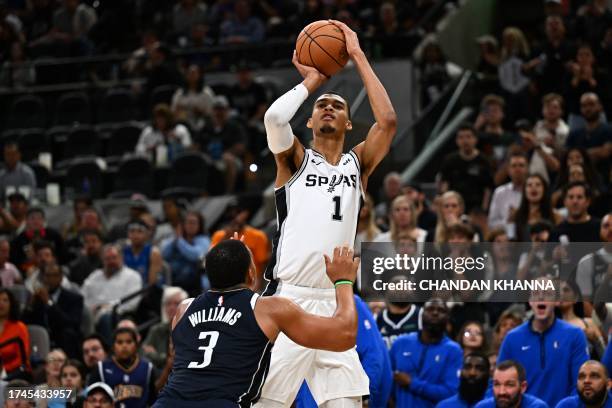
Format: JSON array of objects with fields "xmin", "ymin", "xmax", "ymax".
[{"xmin": 264, "ymin": 83, "xmax": 309, "ymax": 154}]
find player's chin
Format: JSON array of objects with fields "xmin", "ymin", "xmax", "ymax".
[{"xmin": 319, "ymin": 124, "xmax": 337, "ymax": 134}]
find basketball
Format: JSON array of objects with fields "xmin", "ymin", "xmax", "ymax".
[{"xmin": 296, "ymin": 20, "xmax": 349, "ymax": 77}]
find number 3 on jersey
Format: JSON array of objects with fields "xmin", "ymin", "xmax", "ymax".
[
  {"xmin": 188, "ymin": 331, "xmax": 219, "ymax": 369},
  {"xmin": 332, "ymin": 196, "xmax": 343, "ymax": 221}
]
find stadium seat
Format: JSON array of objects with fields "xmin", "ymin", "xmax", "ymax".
[
  {"xmin": 162, "ymin": 151, "xmax": 212, "ymax": 197},
  {"xmin": 98, "ymin": 88, "xmax": 138, "ymax": 123},
  {"xmin": 27, "ymin": 324, "xmax": 50, "ymax": 364},
  {"xmin": 6, "ymin": 95, "xmax": 46, "ymax": 130},
  {"xmin": 64, "ymin": 126, "xmax": 101, "ymax": 160},
  {"xmin": 27, "ymin": 161, "xmax": 50, "ymax": 188},
  {"xmin": 17, "ymin": 129, "xmax": 49, "ymax": 162},
  {"xmin": 112, "ymin": 154, "xmax": 154, "ymax": 197},
  {"xmin": 106, "ymin": 123, "xmax": 142, "ymax": 157},
  {"xmin": 7, "ymin": 285, "xmax": 30, "ymax": 313},
  {"xmin": 81, "ymin": 307, "xmax": 94, "ymax": 337},
  {"xmin": 54, "ymin": 92, "xmax": 92, "ymax": 126},
  {"xmin": 65, "ymin": 157, "xmax": 104, "ymax": 198},
  {"xmin": 150, "ymin": 85, "xmax": 179, "ymax": 109}
]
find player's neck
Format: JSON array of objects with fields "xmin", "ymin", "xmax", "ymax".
[{"xmin": 312, "ymin": 137, "xmax": 343, "ymax": 166}]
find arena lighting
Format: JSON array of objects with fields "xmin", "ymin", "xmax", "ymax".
[{"xmin": 249, "ymin": 163, "xmax": 258, "ymax": 173}]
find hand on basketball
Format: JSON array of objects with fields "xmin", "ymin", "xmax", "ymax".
[
  {"xmin": 329, "ymin": 20, "xmax": 362, "ymax": 58},
  {"xmin": 292, "ymin": 50, "xmax": 327, "ymax": 84},
  {"xmin": 323, "ymin": 245, "xmax": 359, "ymax": 284}
]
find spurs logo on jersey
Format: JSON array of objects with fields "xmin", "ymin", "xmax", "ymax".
[{"xmin": 265, "ymin": 148, "xmax": 363, "ymax": 291}]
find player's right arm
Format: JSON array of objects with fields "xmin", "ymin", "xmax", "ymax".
[
  {"xmin": 264, "ymin": 52, "xmax": 326, "ymax": 187},
  {"xmin": 255, "ymin": 246, "xmax": 359, "ymax": 352}
]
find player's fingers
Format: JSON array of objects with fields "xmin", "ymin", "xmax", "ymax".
[
  {"xmin": 334, "ymin": 246, "xmax": 340, "ymax": 259},
  {"xmin": 240, "ymin": 234, "xmax": 245, "ymax": 242},
  {"xmin": 352, "ymin": 257, "xmax": 360, "ymax": 269},
  {"xmin": 323, "ymin": 254, "xmax": 331, "ymax": 268}
]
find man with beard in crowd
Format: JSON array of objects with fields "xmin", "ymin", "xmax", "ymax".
[
  {"xmin": 376, "ymin": 278, "xmax": 421, "ymax": 350},
  {"xmin": 390, "ymin": 298, "xmax": 463, "ymax": 408},
  {"xmin": 556, "ymin": 360, "xmax": 612, "ymax": 408},
  {"xmin": 475, "ymin": 360, "xmax": 548, "ymax": 408},
  {"xmin": 437, "ymin": 353, "xmax": 491, "ymax": 408}
]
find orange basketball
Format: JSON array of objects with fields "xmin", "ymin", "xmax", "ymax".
[{"xmin": 296, "ymin": 21, "xmax": 349, "ymax": 77}]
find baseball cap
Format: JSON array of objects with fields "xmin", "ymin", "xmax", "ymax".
[
  {"xmin": 85, "ymin": 382, "xmax": 115, "ymax": 403},
  {"xmin": 213, "ymin": 95, "xmax": 230, "ymax": 109},
  {"xmin": 129, "ymin": 193, "xmax": 149, "ymax": 210},
  {"xmin": 127, "ymin": 218, "xmax": 150, "ymax": 231}
]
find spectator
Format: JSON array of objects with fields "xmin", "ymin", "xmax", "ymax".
[
  {"xmin": 355, "ymin": 194, "xmax": 381, "ymax": 254},
  {"xmin": 551, "ymin": 181, "xmax": 601, "ymax": 243},
  {"xmin": 23, "ymin": 240, "xmax": 74, "ymax": 294},
  {"xmin": 68, "ymin": 229, "xmax": 103, "ymax": 287},
  {"xmin": 432, "ymin": 191, "xmax": 478, "ymax": 243},
  {"xmin": 474, "ymin": 95, "xmax": 516, "ymax": 167},
  {"xmin": 566, "ymin": 93, "xmax": 612, "ymax": 177},
  {"xmin": 153, "ymin": 197, "xmax": 185, "ymax": 244},
  {"xmin": 475, "ymin": 35, "xmax": 500, "ymax": 94},
  {"xmin": 65, "ymin": 208, "xmax": 105, "ymax": 261},
  {"xmin": 497, "ymin": 296, "xmax": 589, "ymax": 406},
  {"xmin": 0, "ymin": 142, "xmax": 36, "ymax": 204},
  {"xmin": 81, "ymin": 335, "xmax": 107, "ymax": 371},
  {"xmin": 0, "ymin": 288, "xmax": 30, "ymax": 375},
  {"xmin": 0, "ymin": 191, "xmax": 29, "ymax": 236},
  {"xmin": 575, "ymin": 213, "xmax": 611, "ymax": 307},
  {"xmin": 376, "ymin": 296, "xmax": 421, "ymax": 350},
  {"xmin": 0, "ymin": 41, "xmax": 35, "ymax": 88},
  {"xmin": 439, "ymin": 123, "xmax": 494, "ymax": 214},
  {"xmin": 436, "ymin": 353, "xmax": 491, "ymax": 408},
  {"xmin": 511, "ymin": 174, "xmax": 560, "ymax": 241},
  {"xmin": 533, "ymin": 93, "xmax": 569, "ymax": 154},
  {"xmin": 368, "ymin": 2, "xmax": 406, "ymax": 59},
  {"xmin": 403, "ymin": 183, "xmax": 438, "ymax": 231},
  {"xmin": 565, "ymin": 44, "xmax": 607, "ymax": 119},
  {"xmin": 457, "ymin": 321, "xmax": 488, "ymax": 357},
  {"xmin": 556, "ymin": 360, "xmax": 612, "ymax": 408},
  {"xmin": 123, "ymin": 29, "xmax": 159, "ymax": 78},
  {"xmin": 81, "ymin": 244, "xmax": 142, "ymax": 340},
  {"xmin": 228, "ymin": 62, "xmax": 268, "ymax": 131},
  {"xmin": 575, "ymin": 0, "xmax": 612, "ymax": 48},
  {"xmin": 142, "ymin": 43, "xmax": 184, "ymax": 99},
  {"xmin": 23, "ymin": 0, "xmax": 56, "ymax": 43},
  {"xmin": 171, "ymin": 64, "xmax": 215, "ymax": 133},
  {"xmin": 375, "ymin": 171, "xmax": 402, "ymax": 226},
  {"xmin": 61, "ymin": 197, "xmax": 93, "ymax": 241},
  {"xmin": 498, "ymin": 27, "xmax": 531, "ymax": 122},
  {"xmin": 198, "ymin": 95, "xmax": 248, "ymax": 193},
  {"xmin": 518, "ymin": 125, "xmax": 560, "ymax": 186},
  {"xmin": 558, "ymin": 280, "xmax": 605, "ymax": 360},
  {"xmin": 0, "ymin": 238, "xmax": 21, "ymax": 287},
  {"xmin": 10, "ymin": 207, "xmax": 65, "ymax": 272},
  {"xmin": 60, "ymin": 359, "xmax": 87, "ymax": 407},
  {"xmin": 83, "ymin": 382, "xmax": 115, "ymax": 407},
  {"xmin": 375, "ymin": 195, "xmax": 427, "ymax": 243},
  {"xmin": 391, "ymin": 299, "xmax": 463, "ymax": 408},
  {"xmin": 88, "ymin": 328, "xmax": 157, "ymax": 407},
  {"xmin": 106, "ymin": 194, "xmax": 150, "ymax": 243},
  {"xmin": 42, "ymin": 349, "xmax": 67, "ymax": 387},
  {"xmin": 4, "ymin": 379, "xmax": 35, "ymax": 407},
  {"xmin": 136, "ymin": 104, "xmax": 192, "ymax": 163},
  {"xmin": 143, "ymin": 287, "xmax": 187, "ymax": 369},
  {"xmin": 418, "ymin": 39, "xmax": 460, "ymax": 107},
  {"xmin": 551, "ymin": 148, "xmax": 602, "ymax": 210},
  {"xmin": 491, "ymin": 310, "xmax": 523, "ymax": 352},
  {"xmin": 474, "ymin": 360, "xmax": 548, "ymax": 408},
  {"xmin": 122, "ymin": 219, "xmax": 163, "ymax": 285},
  {"xmin": 171, "ymin": 0, "xmax": 207, "ymax": 43},
  {"xmin": 160, "ymin": 211, "xmax": 209, "ymax": 293},
  {"xmin": 219, "ymin": 0, "xmax": 264, "ymax": 44},
  {"xmin": 488, "ymin": 151, "xmax": 528, "ymax": 230},
  {"xmin": 517, "ymin": 221, "xmax": 555, "ymax": 280},
  {"xmin": 22, "ymin": 262, "xmax": 83, "ymax": 358}
]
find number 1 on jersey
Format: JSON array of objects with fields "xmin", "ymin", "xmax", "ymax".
[
  {"xmin": 188, "ymin": 331, "xmax": 219, "ymax": 369},
  {"xmin": 332, "ymin": 196, "xmax": 343, "ymax": 221}
]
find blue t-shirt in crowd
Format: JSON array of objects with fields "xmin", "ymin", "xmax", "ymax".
[
  {"xmin": 475, "ymin": 393, "xmax": 549, "ymax": 408},
  {"xmin": 436, "ymin": 393, "xmax": 481, "ymax": 408}
]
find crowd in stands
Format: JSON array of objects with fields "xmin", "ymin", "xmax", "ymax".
[{"xmin": 0, "ymin": 0, "xmax": 610, "ymax": 407}]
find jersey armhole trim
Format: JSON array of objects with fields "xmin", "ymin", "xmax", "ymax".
[
  {"xmin": 274, "ymin": 147, "xmax": 308, "ymax": 191},
  {"xmin": 349, "ymin": 148, "xmax": 362, "ymax": 174},
  {"xmin": 250, "ymin": 293, "xmax": 260, "ymax": 310}
]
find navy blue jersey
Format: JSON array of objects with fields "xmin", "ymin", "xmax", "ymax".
[
  {"xmin": 158, "ymin": 288, "xmax": 272, "ymax": 407},
  {"xmin": 376, "ymin": 305, "xmax": 421, "ymax": 350},
  {"xmin": 97, "ymin": 358, "xmax": 153, "ymax": 408}
]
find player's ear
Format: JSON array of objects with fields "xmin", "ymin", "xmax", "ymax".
[
  {"xmin": 346, "ymin": 120, "xmax": 352, "ymax": 131},
  {"xmin": 306, "ymin": 118, "xmax": 313, "ymax": 129}
]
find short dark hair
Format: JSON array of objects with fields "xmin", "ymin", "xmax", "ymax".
[
  {"xmin": 26, "ymin": 207, "xmax": 45, "ymax": 218},
  {"xmin": 82, "ymin": 334, "xmax": 108, "ymax": 353},
  {"xmin": 481, "ymin": 94, "xmax": 505, "ymax": 109},
  {"xmin": 112, "ymin": 327, "xmax": 139, "ymax": 345},
  {"xmin": 0, "ymin": 288, "xmax": 20, "ymax": 321},
  {"xmin": 496, "ymin": 360, "xmax": 526, "ymax": 383},
  {"xmin": 508, "ymin": 150, "xmax": 528, "ymax": 162},
  {"xmin": 60, "ymin": 359, "xmax": 87, "ymax": 382},
  {"xmin": 205, "ymin": 240, "xmax": 251, "ymax": 289},
  {"xmin": 33, "ymin": 240, "xmax": 55, "ymax": 254},
  {"xmin": 446, "ymin": 222, "xmax": 474, "ymax": 240},
  {"xmin": 564, "ymin": 181, "xmax": 591, "ymax": 199},
  {"xmin": 316, "ymin": 92, "xmax": 351, "ymax": 119},
  {"xmin": 80, "ymin": 228, "xmax": 104, "ymax": 243},
  {"xmin": 464, "ymin": 352, "xmax": 491, "ymax": 372},
  {"xmin": 530, "ymin": 220, "xmax": 553, "ymax": 235},
  {"xmin": 457, "ymin": 122, "xmax": 476, "ymax": 136},
  {"xmin": 183, "ymin": 210, "xmax": 205, "ymax": 235}
]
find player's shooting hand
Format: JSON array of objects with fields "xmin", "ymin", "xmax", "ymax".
[
  {"xmin": 230, "ymin": 231, "xmax": 246, "ymax": 243},
  {"xmin": 323, "ymin": 246, "xmax": 359, "ymax": 284},
  {"xmin": 292, "ymin": 50, "xmax": 326, "ymax": 84},
  {"xmin": 393, "ymin": 371, "xmax": 412, "ymax": 388},
  {"xmin": 329, "ymin": 20, "xmax": 362, "ymax": 58}
]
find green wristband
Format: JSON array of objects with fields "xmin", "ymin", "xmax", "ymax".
[{"xmin": 334, "ymin": 280, "xmax": 353, "ymax": 287}]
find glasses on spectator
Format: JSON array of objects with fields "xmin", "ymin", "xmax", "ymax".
[{"xmin": 463, "ymin": 329, "xmax": 483, "ymax": 338}]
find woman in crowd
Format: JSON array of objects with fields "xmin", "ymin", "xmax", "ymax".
[
  {"xmin": 511, "ymin": 174, "xmax": 561, "ymax": 241},
  {"xmin": 0, "ymin": 288, "xmax": 30, "ymax": 376},
  {"xmin": 492, "ymin": 309, "xmax": 523, "ymax": 351},
  {"xmin": 60, "ymin": 359, "xmax": 87, "ymax": 408},
  {"xmin": 498, "ymin": 27, "xmax": 531, "ymax": 122},
  {"xmin": 376, "ymin": 195, "xmax": 427, "ymax": 243},
  {"xmin": 136, "ymin": 104, "xmax": 192, "ymax": 163},
  {"xmin": 432, "ymin": 191, "xmax": 478, "ymax": 243},
  {"xmin": 142, "ymin": 286, "xmax": 188, "ymax": 369},
  {"xmin": 552, "ymin": 147, "xmax": 602, "ymax": 211},
  {"xmin": 43, "ymin": 349, "xmax": 67, "ymax": 387},
  {"xmin": 171, "ymin": 64, "xmax": 215, "ymax": 133},
  {"xmin": 457, "ymin": 321, "xmax": 489, "ymax": 357},
  {"xmin": 355, "ymin": 194, "xmax": 381, "ymax": 255},
  {"xmin": 160, "ymin": 211, "xmax": 210, "ymax": 293}
]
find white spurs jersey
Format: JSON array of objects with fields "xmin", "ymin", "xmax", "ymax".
[{"xmin": 264, "ymin": 148, "xmax": 364, "ymax": 291}]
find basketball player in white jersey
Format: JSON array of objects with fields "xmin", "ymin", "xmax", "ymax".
[{"xmin": 255, "ymin": 21, "xmax": 397, "ymax": 408}]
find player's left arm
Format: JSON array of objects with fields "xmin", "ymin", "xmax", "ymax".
[
  {"xmin": 171, "ymin": 298, "xmax": 194, "ymax": 330},
  {"xmin": 332, "ymin": 21, "xmax": 397, "ymax": 185}
]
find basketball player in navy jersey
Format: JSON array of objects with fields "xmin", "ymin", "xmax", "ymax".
[
  {"xmin": 257, "ymin": 20, "xmax": 397, "ymax": 407},
  {"xmin": 154, "ymin": 239, "xmax": 360, "ymax": 408}
]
